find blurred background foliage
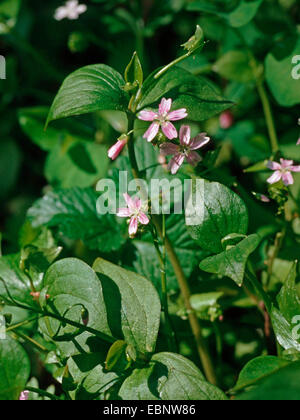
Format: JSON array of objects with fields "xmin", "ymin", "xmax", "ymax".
[{"xmin": 0, "ymin": 0, "xmax": 300, "ymax": 390}]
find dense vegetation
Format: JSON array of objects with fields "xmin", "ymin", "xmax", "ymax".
[{"xmin": 0, "ymin": 0, "xmax": 300, "ymax": 401}]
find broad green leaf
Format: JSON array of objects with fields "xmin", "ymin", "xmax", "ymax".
[
  {"xmin": 18, "ymin": 107, "xmax": 93, "ymax": 151},
  {"xmin": 233, "ymin": 356, "xmax": 289, "ymax": 393},
  {"xmin": 93, "ymin": 258, "xmax": 161, "ymax": 355},
  {"xmin": 277, "ymin": 262, "xmax": 300, "ymax": 322},
  {"xmin": 0, "ymin": 337, "xmax": 31, "ymax": 400},
  {"xmin": 138, "ymin": 67, "xmax": 232, "ymax": 122},
  {"xmin": 236, "ymin": 361, "xmax": 300, "ymax": 400},
  {"xmin": 45, "ymin": 140, "xmax": 109, "ymax": 189},
  {"xmin": 27, "ymin": 188, "xmax": 126, "ymax": 253},
  {"xmin": 213, "ymin": 51, "xmax": 256, "ymax": 83},
  {"xmin": 40, "ymin": 258, "xmax": 113, "ymax": 357},
  {"xmin": 47, "ymin": 65, "xmax": 129, "ymax": 126},
  {"xmin": 0, "ymin": 254, "xmax": 36, "ymax": 305},
  {"xmin": 185, "ymin": 179, "xmax": 249, "ymax": 253},
  {"xmin": 105, "ymin": 340, "xmax": 131, "ymax": 372},
  {"xmin": 133, "ymin": 215, "xmax": 204, "ymax": 293},
  {"xmin": 265, "ymin": 36, "xmax": 300, "ymax": 107},
  {"xmin": 75, "ymin": 364, "xmax": 119, "ymax": 400},
  {"xmin": 199, "ymin": 234, "xmax": 261, "ymax": 286},
  {"xmin": 187, "ymin": 0, "xmax": 263, "ymax": 28},
  {"xmin": 271, "ymin": 307, "xmax": 300, "ymax": 352},
  {"xmin": 119, "ymin": 352, "xmax": 227, "ymax": 400}
]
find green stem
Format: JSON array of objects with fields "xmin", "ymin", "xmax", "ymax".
[
  {"xmin": 245, "ymin": 265, "xmax": 273, "ymax": 314},
  {"xmin": 152, "ymin": 218, "xmax": 177, "ymax": 352},
  {"xmin": 256, "ymin": 78, "xmax": 279, "ymax": 154},
  {"xmin": 26, "ymin": 387, "xmax": 60, "ymax": 401},
  {"xmin": 125, "ymin": 112, "xmax": 217, "ymax": 385},
  {"xmin": 154, "ymin": 51, "xmax": 193, "ymax": 80}
]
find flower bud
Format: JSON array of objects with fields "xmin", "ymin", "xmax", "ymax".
[{"xmin": 182, "ymin": 25, "xmax": 205, "ymax": 54}]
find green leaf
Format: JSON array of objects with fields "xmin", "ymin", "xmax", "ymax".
[
  {"xmin": 40, "ymin": 258, "xmax": 114, "ymax": 357},
  {"xmin": 0, "ymin": 337, "xmax": 31, "ymax": 400},
  {"xmin": 265, "ymin": 36, "xmax": 300, "ymax": 107},
  {"xmin": 18, "ymin": 107, "xmax": 93, "ymax": 152},
  {"xmin": 133, "ymin": 215, "xmax": 204, "ymax": 293},
  {"xmin": 45, "ymin": 140, "xmax": 109, "ymax": 189},
  {"xmin": 124, "ymin": 52, "xmax": 143, "ymax": 87},
  {"xmin": 187, "ymin": 0, "xmax": 263, "ymax": 28},
  {"xmin": 233, "ymin": 356, "xmax": 289, "ymax": 393},
  {"xmin": 213, "ymin": 51, "xmax": 256, "ymax": 83},
  {"xmin": 185, "ymin": 179, "xmax": 249, "ymax": 254},
  {"xmin": 105, "ymin": 340, "xmax": 131, "ymax": 372},
  {"xmin": 93, "ymin": 258, "xmax": 161, "ymax": 355},
  {"xmin": 271, "ymin": 307, "xmax": 300, "ymax": 352},
  {"xmin": 27, "ymin": 188, "xmax": 126, "ymax": 253},
  {"xmin": 0, "ymin": 254, "xmax": 35, "ymax": 306},
  {"xmin": 119, "ymin": 352, "xmax": 227, "ymax": 400},
  {"xmin": 190, "ymin": 292, "xmax": 224, "ymax": 321},
  {"xmin": 277, "ymin": 262, "xmax": 300, "ymax": 323},
  {"xmin": 236, "ymin": 361, "xmax": 300, "ymax": 400},
  {"xmin": 0, "ymin": 0, "xmax": 21, "ymax": 33},
  {"xmin": 46, "ymin": 64, "xmax": 129, "ymax": 126},
  {"xmin": 199, "ymin": 234, "xmax": 260, "ymax": 286},
  {"xmin": 139, "ymin": 67, "xmax": 232, "ymax": 122},
  {"xmin": 75, "ymin": 364, "xmax": 119, "ymax": 400}
]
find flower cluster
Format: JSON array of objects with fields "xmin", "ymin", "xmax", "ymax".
[{"xmin": 54, "ymin": 1, "xmax": 87, "ymax": 21}]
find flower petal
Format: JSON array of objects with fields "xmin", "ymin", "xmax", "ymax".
[
  {"xmin": 162, "ymin": 122, "xmax": 178, "ymax": 140},
  {"xmin": 280, "ymin": 159, "xmax": 294, "ymax": 169},
  {"xmin": 138, "ymin": 110, "xmax": 158, "ymax": 121},
  {"xmin": 267, "ymin": 171, "xmax": 282, "ymax": 184},
  {"xmin": 129, "ymin": 217, "xmax": 138, "ymax": 236},
  {"xmin": 186, "ymin": 151, "xmax": 201, "ymax": 167},
  {"xmin": 267, "ymin": 161, "xmax": 282, "ymax": 171},
  {"xmin": 168, "ymin": 153, "xmax": 185, "ymax": 175},
  {"xmin": 143, "ymin": 122, "xmax": 160, "ymax": 142},
  {"xmin": 179, "ymin": 125, "xmax": 191, "ymax": 146},
  {"xmin": 189, "ymin": 133, "xmax": 210, "ymax": 150},
  {"xmin": 54, "ymin": 7, "xmax": 68, "ymax": 20},
  {"xmin": 168, "ymin": 109, "xmax": 188, "ymax": 121},
  {"xmin": 116, "ymin": 207, "xmax": 131, "ymax": 218},
  {"xmin": 138, "ymin": 213, "xmax": 150, "ymax": 225},
  {"xmin": 159, "ymin": 98, "xmax": 172, "ymax": 115},
  {"xmin": 123, "ymin": 193, "xmax": 136, "ymax": 212},
  {"xmin": 290, "ymin": 165, "xmax": 300, "ymax": 173},
  {"xmin": 77, "ymin": 4, "xmax": 87, "ymax": 13},
  {"xmin": 282, "ymin": 172, "xmax": 294, "ymax": 186},
  {"xmin": 160, "ymin": 142, "xmax": 180, "ymax": 156}
]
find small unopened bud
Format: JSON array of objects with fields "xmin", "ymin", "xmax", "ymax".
[{"xmin": 220, "ymin": 111, "xmax": 234, "ymax": 129}]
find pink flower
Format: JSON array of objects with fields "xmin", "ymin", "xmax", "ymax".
[
  {"xmin": 108, "ymin": 137, "xmax": 128, "ymax": 160},
  {"xmin": 160, "ymin": 125, "xmax": 210, "ymax": 175},
  {"xmin": 19, "ymin": 391, "xmax": 29, "ymax": 401},
  {"xmin": 219, "ymin": 111, "xmax": 234, "ymax": 129},
  {"xmin": 138, "ymin": 98, "xmax": 187, "ymax": 142},
  {"xmin": 117, "ymin": 194, "xmax": 149, "ymax": 236},
  {"xmin": 267, "ymin": 159, "xmax": 300, "ymax": 186}
]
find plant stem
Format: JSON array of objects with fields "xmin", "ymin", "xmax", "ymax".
[
  {"xmin": 152, "ymin": 215, "xmax": 218, "ymax": 386},
  {"xmin": 26, "ymin": 387, "xmax": 60, "ymax": 401},
  {"xmin": 151, "ymin": 220, "xmax": 177, "ymax": 352},
  {"xmin": 125, "ymin": 115, "xmax": 217, "ymax": 384},
  {"xmin": 256, "ymin": 78, "xmax": 279, "ymax": 154},
  {"xmin": 245, "ymin": 265, "xmax": 273, "ymax": 314}
]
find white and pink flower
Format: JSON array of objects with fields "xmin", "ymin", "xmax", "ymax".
[
  {"xmin": 108, "ymin": 137, "xmax": 128, "ymax": 161},
  {"xmin": 138, "ymin": 98, "xmax": 187, "ymax": 142},
  {"xmin": 117, "ymin": 194, "xmax": 149, "ymax": 236},
  {"xmin": 267, "ymin": 159, "xmax": 300, "ymax": 186},
  {"xmin": 54, "ymin": 1, "xmax": 87, "ymax": 21},
  {"xmin": 160, "ymin": 125, "xmax": 210, "ymax": 175}
]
